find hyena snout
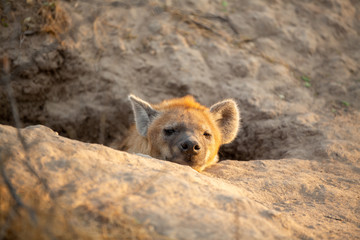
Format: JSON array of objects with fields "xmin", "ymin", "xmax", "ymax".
[{"xmin": 178, "ymin": 138, "xmax": 201, "ymax": 156}]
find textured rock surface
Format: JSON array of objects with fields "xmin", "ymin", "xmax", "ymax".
[
  {"xmin": 1, "ymin": 124, "xmax": 359, "ymax": 239},
  {"xmin": 0, "ymin": 124, "xmax": 293, "ymax": 239}
]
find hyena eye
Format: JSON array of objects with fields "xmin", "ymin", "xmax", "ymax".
[
  {"xmin": 203, "ymin": 131, "xmax": 212, "ymax": 138},
  {"xmin": 164, "ymin": 128, "xmax": 176, "ymax": 136}
]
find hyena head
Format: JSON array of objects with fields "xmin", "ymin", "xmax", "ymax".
[{"xmin": 128, "ymin": 94, "xmax": 240, "ymax": 171}]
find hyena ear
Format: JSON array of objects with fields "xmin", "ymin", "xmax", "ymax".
[
  {"xmin": 210, "ymin": 99, "xmax": 240, "ymax": 145},
  {"xmin": 128, "ymin": 94, "xmax": 159, "ymax": 137}
]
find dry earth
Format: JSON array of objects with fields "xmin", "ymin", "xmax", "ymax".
[{"xmin": 1, "ymin": 0, "xmax": 360, "ymax": 239}]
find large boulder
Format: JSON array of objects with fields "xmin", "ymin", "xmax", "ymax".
[{"xmin": 1, "ymin": 124, "xmax": 359, "ymax": 239}]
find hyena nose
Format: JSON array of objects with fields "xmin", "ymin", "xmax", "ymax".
[{"xmin": 179, "ymin": 140, "xmax": 201, "ymax": 155}]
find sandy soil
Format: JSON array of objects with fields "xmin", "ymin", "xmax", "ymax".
[{"xmin": 0, "ymin": 0, "xmax": 360, "ymax": 239}]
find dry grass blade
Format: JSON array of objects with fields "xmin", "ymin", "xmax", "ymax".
[
  {"xmin": 0, "ymin": 55, "xmax": 37, "ymax": 239},
  {"xmin": 0, "ymin": 164, "xmax": 36, "ymax": 222},
  {"xmin": 196, "ymin": 13, "xmax": 239, "ymax": 35},
  {"xmin": 39, "ymin": 1, "xmax": 70, "ymax": 41},
  {"xmin": 1, "ymin": 55, "xmax": 55, "ymax": 199},
  {"xmin": 168, "ymin": 8, "xmax": 232, "ymax": 41}
]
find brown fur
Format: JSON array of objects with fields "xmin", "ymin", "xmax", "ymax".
[{"xmin": 120, "ymin": 95, "xmax": 240, "ymax": 172}]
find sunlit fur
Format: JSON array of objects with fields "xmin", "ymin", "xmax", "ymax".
[{"xmin": 120, "ymin": 95, "xmax": 240, "ymax": 172}]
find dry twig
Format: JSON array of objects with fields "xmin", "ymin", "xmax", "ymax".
[
  {"xmin": 1, "ymin": 55, "xmax": 55, "ymax": 199},
  {"xmin": 0, "ymin": 55, "xmax": 38, "ymax": 239}
]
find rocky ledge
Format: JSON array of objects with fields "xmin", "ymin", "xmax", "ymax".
[{"xmin": 0, "ymin": 124, "xmax": 359, "ymax": 239}]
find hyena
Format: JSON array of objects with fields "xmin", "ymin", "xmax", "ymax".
[{"xmin": 120, "ymin": 94, "xmax": 240, "ymax": 172}]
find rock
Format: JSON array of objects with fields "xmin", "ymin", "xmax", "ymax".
[
  {"xmin": 0, "ymin": 125, "xmax": 294, "ymax": 239},
  {"xmin": 1, "ymin": 124, "xmax": 359, "ymax": 239},
  {"xmin": 34, "ymin": 50, "xmax": 64, "ymax": 71}
]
